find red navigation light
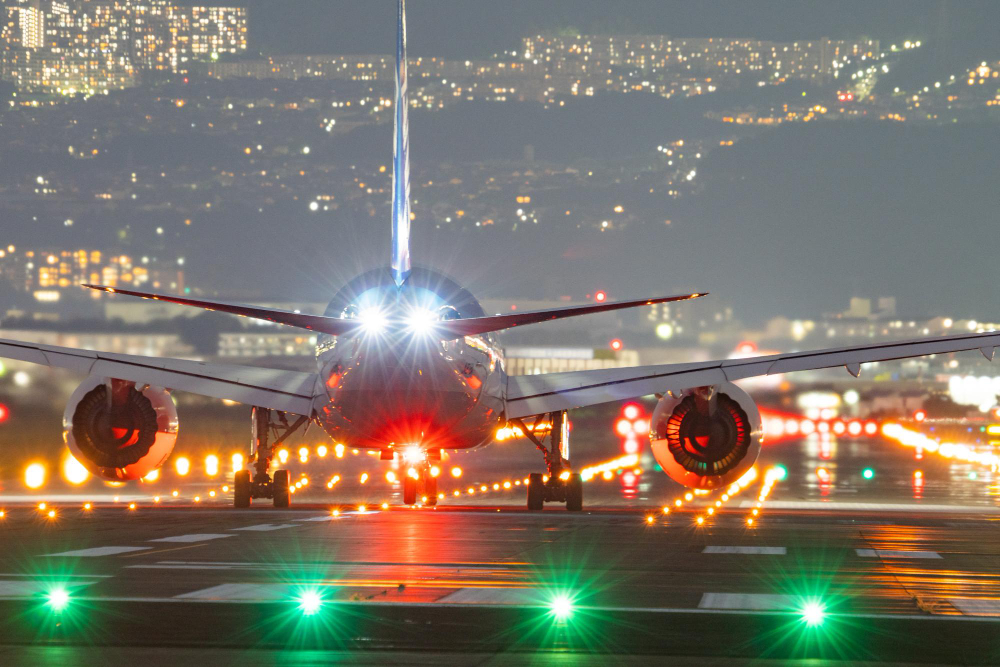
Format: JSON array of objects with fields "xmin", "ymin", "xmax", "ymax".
[
  {"xmin": 595, "ymin": 291, "xmax": 607, "ymax": 302},
  {"xmin": 736, "ymin": 341, "xmax": 758, "ymax": 355},
  {"xmin": 0, "ymin": 403, "xmax": 7, "ymax": 423},
  {"xmin": 913, "ymin": 410, "xmax": 926, "ymax": 422},
  {"xmin": 610, "ymin": 339, "xmax": 623, "ymax": 351}
]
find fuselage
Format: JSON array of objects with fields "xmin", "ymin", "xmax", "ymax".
[{"xmin": 313, "ymin": 267, "xmax": 506, "ymax": 454}]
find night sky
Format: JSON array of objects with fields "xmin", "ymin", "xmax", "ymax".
[{"xmin": 211, "ymin": 1, "xmax": 998, "ymax": 61}]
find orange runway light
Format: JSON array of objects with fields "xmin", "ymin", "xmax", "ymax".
[{"xmin": 47, "ymin": 510, "xmax": 56, "ymax": 519}]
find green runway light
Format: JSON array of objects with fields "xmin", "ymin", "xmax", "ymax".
[
  {"xmin": 46, "ymin": 587, "xmax": 70, "ymax": 612},
  {"xmin": 800, "ymin": 600, "xmax": 826, "ymax": 627},
  {"xmin": 297, "ymin": 589, "xmax": 323, "ymax": 616},
  {"xmin": 969, "ymin": 471, "xmax": 978, "ymax": 480},
  {"xmin": 549, "ymin": 594, "xmax": 574, "ymax": 622},
  {"xmin": 772, "ymin": 465, "xmax": 788, "ymax": 481},
  {"xmin": 862, "ymin": 468, "xmax": 875, "ymax": 480}
]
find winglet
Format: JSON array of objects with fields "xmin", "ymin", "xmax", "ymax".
[{"xmin": 390, "ymin": 0, "xmax": 411, "ymax": 287}]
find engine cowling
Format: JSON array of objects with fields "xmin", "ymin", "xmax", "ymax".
[
  {"xmin": 63, "ymin": 376, "xmax": 179, "ymax": 481},
  {"xmin": 649, "ymin": 382, "xmax": 761, "ymax": 489}
]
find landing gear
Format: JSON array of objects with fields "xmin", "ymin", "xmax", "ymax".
[
  {"xmin": 401, "ymin": 464, "xmax": 438, "ymax": 506},
  {"xmin": 236, "ymin": 406, "xmax": 309, "ymax": 508},
  {"xmin": 514, "ymin": 411, "xmax": 583, "ymax": 511}
]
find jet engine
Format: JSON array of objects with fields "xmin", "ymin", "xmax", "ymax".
[
  {"xmin": 63, "ymin": 376, "xmax": 179, "ymax": 481},
  {"xmin": 649, "ymin": 382, "xmax": 761, "ymax": 489}
]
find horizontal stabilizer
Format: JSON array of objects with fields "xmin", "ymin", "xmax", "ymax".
[
  {"xmin": 83, "ymin": 285, "xmax": 364, "ymax": 337},
  {"xmin": 85, "ymin": 285, "xmax": 706, "ymax": 340},
  {"xmin": 433, "ymin": 293, "xmax": 707, "ymax": 338}
]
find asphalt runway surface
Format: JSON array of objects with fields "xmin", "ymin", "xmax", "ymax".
[{"xmin": 1, "ymin": 434, "xmax": 1000, "ymax": 664}]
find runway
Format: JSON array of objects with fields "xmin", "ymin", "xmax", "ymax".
[{"xmin": 1, "ymin": 501, "xmax": 1000, "ymax": 664}]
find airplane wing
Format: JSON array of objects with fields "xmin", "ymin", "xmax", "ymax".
[
  {"xmin": 0, "ymin": 338, "xmax": 317, "ymax": 415},
  {"xmin": 505, "ymin": 330, "xmax": 1000, "ymax": 419},
  {"xmin": 83, "ymin": 285, "xmax": 706, "ymax": 339}
]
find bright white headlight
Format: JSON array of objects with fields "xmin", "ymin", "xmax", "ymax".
[
  {"xmin": 405, "ymin": 307, "xmax": 438, "ymax": 335},
  {"xmin": 358, "ymin": 307, "xmax": 387, "ymax": 334}
]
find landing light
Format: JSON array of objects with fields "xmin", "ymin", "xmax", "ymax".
[
  {"xmin": 359, "ymin": 307, "xmax": 387, "ymax": 334},
  {"xmin": 404, "ymin": 307, "xmax": 438, "ymax": 335}
]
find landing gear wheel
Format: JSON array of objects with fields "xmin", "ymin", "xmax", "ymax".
[
  {"xmin": 273, "ymin": 469, "xmax": 290, "ymax": 508},
  {"xmin": 424, "ymin": 474, "xmax": 438, "ymax": 505},
  {"xmin": 234, "ymin": 470, "xmax": 251, "ymax": 508},
  {"xmin": 403, "ymin": 475, "xmax": 417, "ymax": 505},
  {"xmin": 527, "ymin": 472, "xmax": 544, "ymax": 511},
  {"xmin": 565, "ymin": 473, "xmax": 583, "ymax": 512}
]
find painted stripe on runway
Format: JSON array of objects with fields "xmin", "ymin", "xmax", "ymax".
[
  {"xmin": 856, "ymin": 549, "xmax": 942, "ymax": 559},
  {"xmin": 0, "ymin": 580, "xmax": 101, "ymax": 597},
  {"xmin": 436, "ymin": 587, "xmax": 541, "ymax": 605},
  {"xmin": 699, "ymin": 593, "xmax": 794, "ymax": 611},
  {"xmin": 175, "ymin": 583, "xmax": 288, "ymax": 601},
  {"xmin": 149, "ymin": 534, "xmax": 235, "ymax": 543},
  {"xmin": 950, "ymin": 599, "xmax": 1000, "ymax": 617},
  {"xmin": 739, "ymin": 500, "xmax": 1000, "ymax": 513},
  {"xmin": 230, "ymin": 524, "xmax": 297, "ymax": 532},
  {"xmin": 45, "ymin": 546, "xmax": 152, "ymax": 557},
  {"xmin": 703, "ymin": 546, "xmax": 786, "ymax": 555}
]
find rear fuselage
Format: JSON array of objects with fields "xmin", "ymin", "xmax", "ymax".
[{"xmin": 313, "ymin": 268, "xmax": 506, "ymax": 453}]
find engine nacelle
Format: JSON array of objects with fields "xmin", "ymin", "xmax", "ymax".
[
  {"xmin": 63, "ymin": 376, "xmax": 179, "ymax": 481},
  {"xmin": 649, "ymin": 382, "xmax": 761, "ymax": 489}
]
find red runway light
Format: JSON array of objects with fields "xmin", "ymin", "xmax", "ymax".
[
  {"xmin": 595, "ymin": 291, "xmax": 607, "ymax": 302},
  {"xmin": 610, "ymin": 339, "xmax": 623, "ymax": 351},
  {"xmin": 0, "ymin": 403, "xmax": 8, "ymax": 422}
]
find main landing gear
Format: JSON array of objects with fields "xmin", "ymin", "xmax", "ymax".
[
  {"xmin": 234, "ymin": 406, "xmax": 309, "ymax": 508},
  {"xmin": 512, "ymin": 411, "xmax": 583, "ymax": 512},
  {"xmin": 398, "ymin": 450, "xmax": 441, "ymax": 507}
]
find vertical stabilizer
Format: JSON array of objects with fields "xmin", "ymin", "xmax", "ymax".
[{"xmin": 390, "ymin": 0, "xmax": 411, "ymax": 287}]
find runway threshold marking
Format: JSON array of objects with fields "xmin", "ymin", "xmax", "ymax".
[
  {"xmin": 0, "ymin": 579, "xmax": 102, "ymax": 597},
  {"xmin": 856, "ymin": 549, "xmax": 942, "ymax": 559},
  {"xmin": 174, "ymin": 583, "xmax": 289, "ymax": 601},
  {"xmin": 149, "ymin": 533, "xmax": 236, "ymax": 543},
  {"xmin": 230, "ymin": 524, "xmax": 298, "ymax": 531},
  {"xmin": 436, "ymin": 587, "xmax": 540, "ymax": 604},
  {"xmin": 698, "ymin": 593, "xmax": 794, "ymax": 611},
  {"xmin": 949, "ymin": 599, "xmax": 1000, "ymax": 617},
  {"xmin": 44, "ymin": 546, "xmax": 152, "ymax": 557},
  {"xmin": 702, "ymin": 546, "xmax": 786, "ymax": 555}
]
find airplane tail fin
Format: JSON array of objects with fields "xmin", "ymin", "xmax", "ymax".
[{"xmin": 391, "ymin": 0, "xmax": 411, "ymax": 287}]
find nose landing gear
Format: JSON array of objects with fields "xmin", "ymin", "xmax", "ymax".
[
  {"xmin": 234, "ymin": 406, "xmax": 308, "ymax": 508},
  {"xmin": 512, "ymin": 411, "xmax": 583, "ymax": 511}
]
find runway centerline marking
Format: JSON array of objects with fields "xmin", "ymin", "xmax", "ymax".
[
  {"xmin": 45, "ymin": 546, "xmax": 152, "ymax": 557},
  {"xmin": 856, "ymin": 549, "xmax": 942, "ymax": 559},
  {"xmin": 122, "ymin": 543, "xmax": 209, "ymax": 558},
  {"xmin": 149, "ymin": 533, "xmax": 236, "ymax": 543},
  {"xmin": 703, "ymin": 546, "xmax": 786, "ymax": 555},
  {"xmin": 230, "ymin": 524, "xmax": 298, "ymax": 532}
]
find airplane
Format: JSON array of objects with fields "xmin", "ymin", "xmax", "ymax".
[{"xmin": 4, "ymin": 0, "xmax": 1000, "ymax": 510}]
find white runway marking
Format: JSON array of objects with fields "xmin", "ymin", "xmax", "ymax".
[
  {"xmin": 0, "ymin": 580, "xmax": 101, "ymax": 597},
  {"xmin": 699, "ymin": 593, "xmax": 794, "ymax": 611},
  {"xmin": 293, "ymin": 516, "xmax": 338, "ymax": 522},
  {"xmin": 436, "ymin": 587, "xmax": 542, "ymax": 604},
  {"xmin": 739, "ymin": 500, "xmax": 1000, "ymax": 513},
  {"xmin": 45, "ymin": 546, "xmax": 152, "ymax": 557},
  {"xmin": 703, "ymin": 546, "xmax": 786, "ymax": 555},
  {"xmin": 949, "ymin": 598, "xmax": 1000, "ymax": 616},
  {"xmin": 856, "ymin": 549, "xmax": 942, "ymax": 559},
  {"xmin": 230, "ymin": 524, "xmax": 297, "ymax": 532},
  {"xmin": 149, "ymin": 534, "xmax": 235, "ymax": 543},
  {"xmin": 175, "ymin": 583, "xmax": 288, "ymax": 601}
]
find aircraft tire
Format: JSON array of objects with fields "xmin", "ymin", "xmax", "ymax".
[
  {"xmin": 273, "ymin": 469, "xmax": 290, "ymax": 508},
  {"xmin": 527, "ymin": 473, "xmax": 544, "ymax": 510},
  {"xmin": 234, "ymin": 470, "xmax": 251, "ymax": 508},
  {"xmin": 565, "ymin": 473, "xmax": 583, "ymax": 512}
]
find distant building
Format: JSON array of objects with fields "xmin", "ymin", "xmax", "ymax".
[{"xmin": 0, "ymin": 0, "xmax": 247, "ymax": 96}]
